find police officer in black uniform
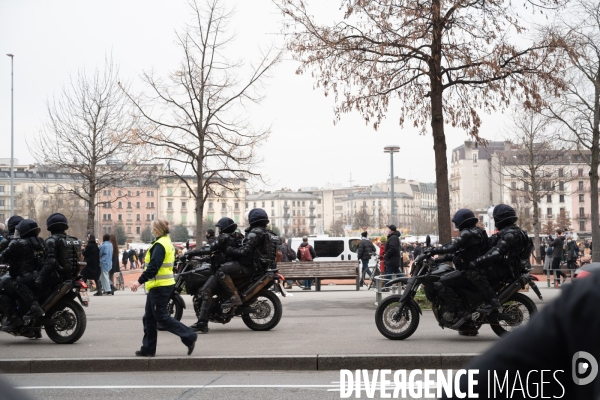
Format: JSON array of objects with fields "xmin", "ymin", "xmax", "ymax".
[
  {"xmin": 427, "ymin": 209, "xmax": 492, "ymax": 328},
  {"xmin": 0, "ymin": 219, "xmax": 46, "ymax": 330},
  {"xmin": 0, "ymin": 216, "xmax": 24, "ymax": 253},
  {"xmin": 469, "ymin": 204, "xmax": 527, "ymax": 311},
  {"xmin": 184, "ymin": 217, "xmax": 240, "ymax": 333},
  {"xmin": 35, "ymin": 213, "xmax": 82, "ymax": 287},
  {"xmin": 225, "ymin": 209, "xmax": 277, "ymax": 308}
]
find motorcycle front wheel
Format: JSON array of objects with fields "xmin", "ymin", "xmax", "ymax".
[
  {"xmin": 44, "ymin": 298, "xmax": 87, "ymax": 344},
  {"xmin": 490, "ymin": 292, "xmax": 537, "ymax": 337},
  {"xmin": 375, "ymin": 296, "xmax": 420, "ymax": 340},
  {"xmin": 242, "ymin": 289, "xmax": 282, "ymax": 331},
  {"xmin": 167, "ymin": 295, "xmax": 184, "ymax": 321}
]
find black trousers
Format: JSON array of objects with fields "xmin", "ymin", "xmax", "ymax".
[
  {"xmin": 551, "ymin": 257, "xmax": 567, "ymax": 279},
  {"xmin": 141, "ymin": 285, "xmax": 196, "ymax": 355},
  {"xmin": 219, "ymin": 261, "xmax": 254, "ymax": 278}
]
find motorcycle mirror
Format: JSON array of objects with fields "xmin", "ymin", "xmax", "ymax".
[{"xmin": 426, "ymin": 235, "xmax": 431, "ymax": 247}]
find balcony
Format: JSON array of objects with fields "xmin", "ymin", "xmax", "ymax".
[{"xmin": 578, "ymin": 214, "xmax": 590, "ymax": 220}]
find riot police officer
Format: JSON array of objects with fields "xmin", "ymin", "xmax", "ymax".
[
  {"xmin": 469, "ymin": 204, "xmax": 528, "ymax": 312},
  {"xmin": 0, "ymin": 216, "xmax": 24, "ymax": 253},
  {"xmin": 225, "ymin": 208, "xmax": 278, "ymax": 308},
  {"xmin": 427, "ymin": 209, "xmax": 491, "ymax": 328},
  {"xmin": 35, "ymin": 213, "xmax": 82, "ymax": 287},
  {"xmin": 185, "ymin": 217, "xmax": 240, "ymax": 333},
  {"xmin": 0, "ymin": 219, "xmax": 46, "ymax": 330}
]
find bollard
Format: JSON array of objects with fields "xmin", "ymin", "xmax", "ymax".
[{"xmin": 375, "ymin": 276, "xmax": 382, "ymax": 305}]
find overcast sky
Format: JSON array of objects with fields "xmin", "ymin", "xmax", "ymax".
[{"xmin": 0, "ymin": 0, "xmax": 513, "ymax": 192}]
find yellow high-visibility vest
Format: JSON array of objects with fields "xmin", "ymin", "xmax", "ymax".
[{"xmin": 144, "ymin": 235, "xmax": 175, "ymax": 291}]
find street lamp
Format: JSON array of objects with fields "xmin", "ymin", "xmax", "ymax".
[
  {"xmin": 6, "ymin": 54, "xmax": 14, "ymax": 217},
  {"xmin": 384, "ymin": 145, "xmax": 400, "ymax": 225}
]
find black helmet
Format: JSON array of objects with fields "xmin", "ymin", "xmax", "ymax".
[
  {"xmin": 15, "ymin": 219, "xmax": 41, "ymax": 238},
  {"xmin": 46, "ymin": 213, "xmax": 69, "ymax": 232},
  {"xmin": 215, "ymin": 217, "xmax": 237, "ymax": 234},
  {"xmin": 452, "ymin": 209, "xmax": 478, "ymax": 230},
  {"xmin": 248, "ymin": 208, "xmax": 269, "ymax": 226},
  {"xmin": 6, "ymin": 216, "xmax": 24, "ymax": 235},
  {"xmin": 493, "ymin": 204, "xmax": 518, "ymax": 229}
]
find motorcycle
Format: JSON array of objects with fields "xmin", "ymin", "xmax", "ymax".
[
  {"xmin": 375, "ymin": 236, "xmax": 542, "ymax": 340},
  {"xmin": 167, "ymin": 255, "xmax": 287, "ymax": 331},
  {"xmin": 0, "ymin": 262, "xmax": 89, "ymax": 343}
]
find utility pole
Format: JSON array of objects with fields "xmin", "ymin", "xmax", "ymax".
[
  {"xmin": 384, "ymin": 146, "xmax": 400, "ymax": 225},
  {"xmin": 7, "ymin": 54, "xmax": 15, "ymax": 217},
  {"xmin": 349, "ymin": 173, "xmax": 354, "ymax": 228}
]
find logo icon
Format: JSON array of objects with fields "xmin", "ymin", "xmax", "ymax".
[{"xmin": 572, "ymin": 351, "xmax": 598, "ymax": 385}]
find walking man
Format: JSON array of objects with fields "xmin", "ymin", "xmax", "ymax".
[
  {"xmin": 357, "ymin": 231, "xmax": 376, "ymax": 286},
  {"xmin": 297, "ymin": 236, "xmax": 317, "ymax": 290}
]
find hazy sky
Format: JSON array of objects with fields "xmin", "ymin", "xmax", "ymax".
[{"xmin": 0, "ymin": 0, "xmax": 514, "ymax": 192}]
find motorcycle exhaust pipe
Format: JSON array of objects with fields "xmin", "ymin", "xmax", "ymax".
[
  {"xmin": 42, "ymin": 282, "xmax": 72, "ymax": 312},
  {"xmin": 241, "ymin": 273, "xmax": 274, "ymax": 302},
  {"xmin": 498, "ymin": 278, "xmax": 526, "ymax": 304}
]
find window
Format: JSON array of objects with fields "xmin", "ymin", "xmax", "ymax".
[
  {"xmin": 118, "ymin": 202, "xmax": 122, "ymax": 209},
  {"xmin": 127, "ymin": 214, "xmax": 132, "ymax": 221},
  {"xmin": 246, "ymin": 202, "xmax": 249, "ymax": 208},
  {"xmin": 43, "ymin": 186, "xmax": 48, "ymax": 193},
  {"xmin": 235, "ymin": 202, "xmax": 239, "ymax": 210},
  {"xmin": 579, "ymin": 194, "xmax": 585, "ymax": 203},
  {"xmin": 127, "ymin": 226, "xmax": 132, "ymax": 234},
  {"xmin": 271, "ymin": 209, "xmax": 275, "ymax": 216},
  {"xmin": 146, "ymin": 214, "xmax": 151, "ymax": 221},
  {"xmin": 579, "ymin": 168, "xmax": 584, "ymax": 177},
  {"xmin": 128, "ymin": 191, "xmax": 132, "ymax": 196},
  {"xmin": 103, "ymin": 190, "xmax": 111, "ymax": 196},
  {"xmin": 136, "ymin": 227, "xmax": 141, "ymax": 234},
  {"xmin": 221, "ymin": 202, "xmax": 226, "ymax": 210},
  {"xmin": 146, "ymin": 191, "xmax": 153, "ymax": 197},
  {"xmin": 511, "ymin": 195, "xmax": 517, "ymax": 204},
  {"xmin": 314, "ymin": 240, "xmax": 344, "ymax": 257},
  {"xmin": 221, "ymin": 189, "xmax": 226, "ymax": 197},
  {"xmin": 208, "ymin": 202, "xmax": 213, "ymax": 210},
  {"xmin": 302, "ymin": 201, "xmax": 306, "ymax": 206},
  {"xmin": 292, "ymin": 201, "xmax": 296, "ymax": 206},
  {"xmin": 167, "ymin": 201, "xmax": 173, "ymax": 210},
  {"xmin": 558, "ymin": 168, "xmax": 564, "ymax": 177},
  {"xmin": 579, "ymin": 181, "xmax": 584, "ymax": 191},
  {"xmin": 302, "ymin": 210, "xmax": 305, "ymax": 216},
  {"xmin": 524, "ymin": 183, "xmax": 529, "ymax": 192},
  {"xmin": 547, "ymin": 208, "xmax": 552, "ymax": 218},
  {"xmin": 136, "ymin": 202, "xmax": 140, "ymax": 209},
  {"xmin": 271, "ymin": 201, "xmax": 275, "ymax": 207},
  {"xmin": 262, "ymin": 202, "xmax": 265, "ymax": 207},
  {"xmin": 167, "ymin": 214, "xmax": 173, "ymax": 222},
  {"xmin": 102, "ymin": 202, "xmax": 109, "ymax": 208},
  {"xmin": 580, "ymin": 221, "xmax": 586, "ymax": 231},
  {"xmin": 167, "ymin": 188, "xmax": 173, "ymax": 196},
  {"xmin": 253, "ymin": 202, "xmax": 257, "ymax": 208},
  {"xmin": 580, "ymin": 207, "xmax": 585, "ymax": 217},
  {"xmin": 136, "ymin": 191, "xmax": 140, "ymax": 196},
  {"xmin": 118, "ymin": 214, "xmax": 122, "ymax": 221},
  {"xmin": 473, "ymin": 153, "xmax": 478, "ymax": 163},
  {"xmin": 547, "ymin": 195, "xmax": 552, "ymax": 203},
  {"xmin": 118, "ymin": 190, "xmax": 122, "ymax": 196},
  {"xmin": 559, "ymin": 181, "xmax": 564, "ymax": 191},
  {"xmin": 182, "ymin": 214, "xmax": 187, "ymax": 224},
  {"xmin": 28, "ymin": 186, "xmax": 33, "ymax": 194},
  {"xmin": 146, "ymin": 201, "xmax": 155, "ymax": 208},
  {"xmin": 293, "ymin": 210, "xmax": 296, "ymax": 216},
  {"xmin": 181, "ymin": 189, "xmax": 186, "ymax": 197},
  {"xmin": 136, "ymin": 214, "xmax": 141, "ymax": 221},
  {"xmin": 182, "ymin": 201, "xmax": 187, "ymax": 209},
  {"xmin": 127, "ymin": 202, "xmax": 132, "ymax": 209},
  {"xmin": 0, "ymin": 186, "xmax": 5, "ymax": 193},
  {"xmin": 559, "ymin": 195, "xmax": 565, "ymax": 203}
]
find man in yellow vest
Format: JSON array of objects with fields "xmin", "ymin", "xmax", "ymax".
[{"xmin": 130, "ymin": 219, "xmax": 197, "ymax": 356}]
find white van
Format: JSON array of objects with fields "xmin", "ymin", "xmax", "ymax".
[{"xmin": 288, "ymin": 236, "xmax": 377, "ymax": 266}]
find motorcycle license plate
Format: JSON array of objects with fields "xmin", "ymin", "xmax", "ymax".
[{"xmin": 80, "ymin": 290, "xmax": 90, "ymax": 303}]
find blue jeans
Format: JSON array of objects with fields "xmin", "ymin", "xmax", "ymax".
[
  {"xmin": 141, "ymin": 285, "xmax": 196, "ymax": 355},
  {"xmin": 360, "ymin": 259, "xmax": 372, "ymax": 284},
  {"xmin": 100, "ymin": 269, "xmax": 112, "ymax": 292},
  {"xmin": 304, "ymin": 279, "xmax": 312, "ymax": 288}
]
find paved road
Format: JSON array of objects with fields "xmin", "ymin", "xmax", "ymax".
[
  {"xmin": 0, "ymin": 285, "xmax": 557, "ymax": 359},
  {"xmin": 2, "ymin": 370, "xmax": 432, "ymax": 400}
]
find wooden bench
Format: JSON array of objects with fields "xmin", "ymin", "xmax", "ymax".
[{"xmin": 276, "ymin": 261, "xmax": 361, "ymax": 291}]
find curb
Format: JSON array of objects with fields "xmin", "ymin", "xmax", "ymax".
[{"xmin": 0, "ymin": 354, "xmax": 478, "ymax": 374}]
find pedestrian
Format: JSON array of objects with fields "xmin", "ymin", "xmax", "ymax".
[
  {"xmin": 99, "ymin": 234, "xmax": 114, "ymax": 295},
  {"xmin": 205, "ymin": 229, "xmax": 216, "ymax": 246},
  {"xmin": 128, "ymin": 247, "xmax": 136, "ymax": 270},
  {"xmin": 135, "ymin": 249, "xmax": 142, "ymax": 269},
  {"xmin": 109, "ymin": 234, "xmax": 120, "ymax": 291},
  {"xmin": 140, "ymin": 248, "xmax": 146, "ymax": 268},
  {"xmin": 544, "ymin": 236, "xmax": 553, "ymax": 273},
  {"xmin": 278, "ymin": 237, "xmax": 296, "ymax": 289},
  {"xmin": 413, "ymin": 242, "xmax": 422, "ymax": 258},
  {"xmin": 384, "ymin": 225, "xmax": 401, "ymax": 279},
  {"xmin": 357, "ymin": 231, "xmax": 376, "ymax": 287},
  {"xmin": 82, "ymin": 233, "xmax": 101, "ymax": 295},
  {"xmin": 567, "ymin": 237, "xmax": 579, "ymax": 270},
  {"xmin": 297, "ymin": 236, "xmax": 317, "ymax": 290},
  {"xmin": 540, "ymin": 240, "xmax": 546, "ymax": 262},
  {"xmin": 130, "ymin": 219, "xmax": 197, "ymax": 357},
  {"xmin": 549, "ymin": 229, "xmax": 567, "ymax": 285},
  {"xmin": 122, "ymin": 249, "xmax": 129, "ymax": 270},
  {"xmin": 379, "ymin": 236, "xmax": 386, "ymax": 274}
]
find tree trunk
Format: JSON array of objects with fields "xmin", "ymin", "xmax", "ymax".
[
  {"xmin": 429, "ymin": 0, "xmax": 451, "ymax": 243},
  {"xmin": 532, "ymin": 195, "xmax": 541, "ymax": 265},
  {"xmin": 86, "ymin": 186, "xmax": 96, "ymax": 235},
  {"xmin": 591, "ymin": 76, "xmax": 600, "ymax": 262},
  {"xmin": 195, "ymin": 172, "xmax": 204, "ymax": 244}
]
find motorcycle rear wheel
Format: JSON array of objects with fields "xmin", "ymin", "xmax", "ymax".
[
  {"xmin": 242, "ymin": 289, "xmax": 282, "ymax": 331},
  {"xmin": 44, "ymin": 298, "xmax": 87, "ymax": 344},
  {"xmin": 490, "ymin": 292, "xmax": 537, "ymax": 337},
  {"xmin": 167, "ymin": 296, "xmax": 184, "ymax": 321},
  {"xmin": 375, "ymin": 296, "xmax": 420, "ymax": 340}
]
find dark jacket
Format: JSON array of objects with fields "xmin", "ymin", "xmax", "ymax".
[
  {"xmin": 550, "ymin": 235, "xmax": 565, "ymax": 259},
  {"xmin": 384, "ymin": 231, "xmax": 401, "ymax": 269},
  {"xmin": 357, "ymin": 238, "xmax": 376, "ymax": 260},
  {"xmin": 297, "ymin": 242, "xmax": 317, "ymax": 261},
  {"xmin": 112, "ymin": 251, "xmax": 120, "ymax": 273},
  {"xmin": 82, "ymin": 235, "xmax": 100, "ymax": 281},
  {"xmin": 567, "ymin": 240, "xmax": 579, "ymax": 260},
  {"xmin": 413, "ymin": 245, "xmax": 422, "ymax": 258},
  {"xmin": 128, "ymin": 249, "xmax": 136, "ymax": 262},
  {"xmin": 278, "ymin": 243, "xmax": 295, "ymax": 262}
]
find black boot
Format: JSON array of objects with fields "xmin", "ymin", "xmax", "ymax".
[
  {"xmin": 478, "ymin": 298, "xmax": 502, "ymax": 314},
  {"xmin": 191, "ymin": 295, "xmax": 211, "ymax": 333},
  {"xmin": 23, "ymin": 302, "xmax": 45, "ymax": 323},
  {"xmin": 219, "ymin": 274, "xmax": 242, "ymax": 309},
  {"xmin": 451, "ymin": 307, "xmax": 472, "ymax": 329}
]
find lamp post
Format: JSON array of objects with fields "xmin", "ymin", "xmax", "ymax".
[
  {"xmin": 6, "ymin": 54, "xmax": 14, "ymax": 217},
  {"xmin": 384, "ymin": 145, "xmax": 400, "ymax": 225}
]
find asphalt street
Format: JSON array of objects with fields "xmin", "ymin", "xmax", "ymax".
[{"xmin": 0, "ymin": 285, "xmax": 558, "ymax": 359}]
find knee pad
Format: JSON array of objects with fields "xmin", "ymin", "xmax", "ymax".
[
  {"xmin": 433, "ymin": 281, "xmax": 444, "ymax": 291},
  {"xmin": 217, "ymin": 271, "xmax": 227, "ymax": 281}
]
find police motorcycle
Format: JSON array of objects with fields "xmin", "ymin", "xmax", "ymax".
[
  {"xmin": 375, "ymin": 236, "xmax": 542, "ymax": 340},
  {"xmin": 0, "ymin": 261, "xmax": 89, "ymax": 343},
  {"xmin": 167, "ymin": 247, "xmax": 287, "ymax": 331}
]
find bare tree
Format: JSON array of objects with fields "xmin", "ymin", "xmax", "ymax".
[
  {"xmin": 544, "ymin": 0, "xmax": 600, "ymax": 260},
  {"xmin": 277, "ymin": 0, "xmax": 567, "ymax": 243},
  {"xmin": 352, "ymin": 208, "xmax": 371, "ymax": 230},
  {"xmin": 411, "ymin": 214, "xmax": 434, "ymax": 238},
  {"xmin": 493, "ymin": 110, "xmax": 571, "ymax": 262},
  {"xmin": 31, "ymin": 59, "xmax": 142, "ymax": 233},
  {"xmin": 329, "ymin": 217, "xmax": 345, "ymax": 237},
  {"xmin": 124, "ymin": 0, "xmax": 280, "ymax": 242},
  {"xmin": 556, "ymin": 208, "xmax": 572, "ymax": 232}
]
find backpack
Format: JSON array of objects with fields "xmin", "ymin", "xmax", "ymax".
[
  {"xmin": 55, "ymin": 234, "xmax": 83, "ymax": 276},
  {"xmin": 518, "ymin": 231, "xmax": 534, "ymax": 262},
  {"xmin": 257, "ymin": 229, "xmax": 280, "ymax": 271},
  {"xmin": 299, "ymin": 245, "xmax": 313, "ymax": 261}
]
